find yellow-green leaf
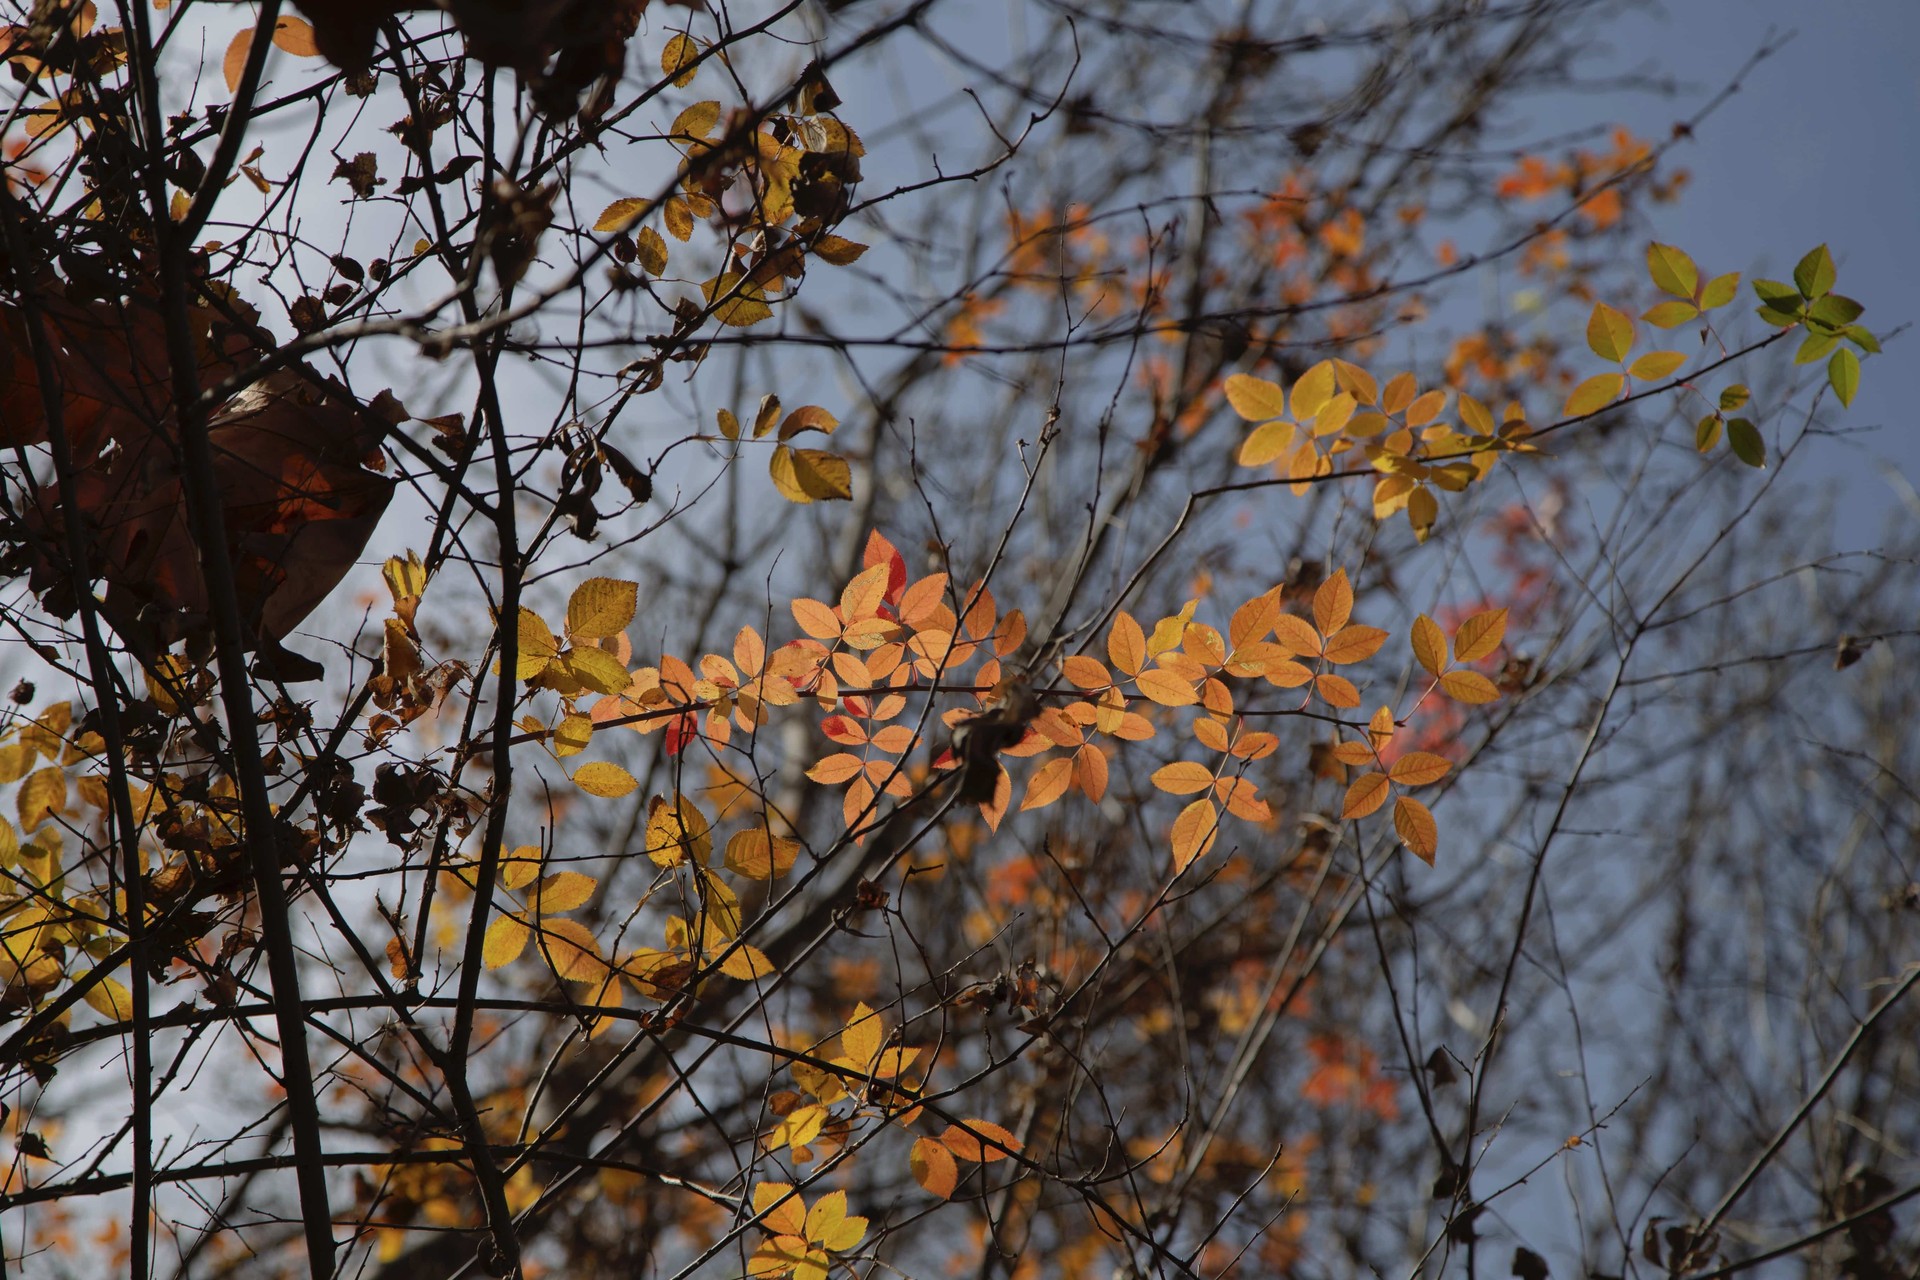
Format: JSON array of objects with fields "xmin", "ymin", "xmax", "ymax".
[
  {"xmin": 1645, "ymin": 242, "xmax": 1698, "ymax": 299},
  {"xmin": 1564, "ymin": 373, "xmax": 1623, "ymax": 418},
  {"xmin": 1585, "ymin": 302, "xmax": 1634, "ymax": 363},
  {"xmin": 1628, "ymin": 350, "xmax": 1686, "ymax": 381}
]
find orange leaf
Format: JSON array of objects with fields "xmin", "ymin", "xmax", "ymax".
[
  {"xmin": 1215, "ymin": 776, "xmax": 1271, "ymax": 821},
  {"xmin": 1135, "ymin": 669, "xmax": 1198, "ymax": 707},
  {"xmin": 271, "ymin": 16, "xmax": 320, "ymax": 55},
  {"xmin": 940, "ymin": 1120, "xmax": 1021, "ymax": 1163},
  {"xmin": 1314, "ymin": 673, "xmax": 1360, "ymax": 708},
  {"xmin": 791, "ymin": 598, "xmax": 842, "ymax": 640},
  {"xmin": 1322, "ymin": 625, "xmax": 1388, "ymax": 665},
  {"xmin": 1341, "ymin": 772, "xmax": 1390, "ymax": 819},
  {"xmin": 1389, "ymin": 752, "xmax": 1452, "ymax": 786},
  {"xmin": 1312, "ymin": 569, "xmax": 1353, "ymax": 635},
  {"xmin": 1073, "ymin": 744, "xmax": 1108, "ymax": 803},
  {"xmin": 1108, "ymin": 611, "xmax": 1147, "ymax": 675},
  {"xmin": 1271, "ymin": 613, "xmax": 1322, "ymax": 657},
  {"xmin": 806, "ymin": 753, "xmax": 865, "ymax": 784},
  {"xmin": 1150, "ymin": 761, "xmax": 1215, "ymax": 795},
  {"xmin": 911, "ymin": 1136, "xmax": 958, "ymax": 1199},
  {"xmin": 1061, "ymin": 655, "xmax": 1112, "ymax": 689},
  {"xmin": 1451, "ymin": 607, "xmax": 1508, "ymax": 663},
  {"xmin": 1019, "ymin": 757, "xmax": 1073, "ymax": 811},
  {"xmin": 1394, "ymin": 796, "xmax": 1438, "ymax": 863},
  {"xmin": 1411, "ymin": 615, "xmax": 1446, "ymax": 676},
  {"xmin": 222, "ymin": 28, "xmax": 251, "ymax": 93},
  {"xmin": 1439, "ymin": 670, "xmax": 1500, "ymax": 704},
  {"xmin": 1170, "ymin": 798, "xmax": 1219, "ymax": 871}
]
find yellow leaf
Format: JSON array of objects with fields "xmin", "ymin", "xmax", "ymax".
[
  {"xmin": 530, "ymin": 872, "xmax": 597, "ymax": 914},
  {"xmin": 515, "ymin": 608, "xmax": 559, "ymax": 680},
  {"xmin": 1628, "ymin": 350, "xmax": 1687, "ymax": 381},
  {"xmin": 1389, "ymin": 752, "xmax": 1452, "ymax": 786},
  {"xmin": 83, "ymin": 976, "xmax": 133, "ymax": 1022},
  {"xmin": 596, "ymin": 198, "xmax": 651, "ymax": 234},
  {"xmin": 1439, "ymin": 670, "xmax": 1500, "ymax": 704},
  {"xmin": 565, "ymin": 646, "xmax": 631, "ymax": 695},
  {"xmin": 1169, "ymin": 798, "xmax": 1218, "ymax": 871},
  {"xmin": 483, "ymin": 913, "xmax": 530, "ymax": 968},
  {"xmin": 754, "ymin": 1183, "xmax": 808, "ymax": 1238},
  {"xmin": 553, "ymin": 713, "xmax": 593, "ymax": 757},
  {"xmin": 644, "ymin": 793, "xmax": 712, "ymax": 866},
  {"xmin": 670, "ymin": 100, "xmax": 720, "ymax": 140},
  {"xmin": 1411, "ymin": 615, "xmax": 1446, "ymax": 676},
  {"xmin": 770, "ymin": 446, "xmax": 853, "ymax": 503},
  {"xmin": 1237, "ymin": 420, "xmax": 1297, "ymax": 468},
  {"xmin": 1451, "ymin": 607, "xmax": 1508, "ymax": 662},
  {"xmin": 17, "ymin": 767, "xmax": 65, "ymax": 832},
  {"xmin": 719, "ymin": 943, "xmax": 773, "ymax": 980},
  {"xmin": 1394, "ymin": 795, "xmax": 1438, "ymax": 863},
  {"xmin": 636, "ymin": 224, "xmax": 668, "ymax": 275},
  {"xmin": 1150, "ymin": 761, "xmax": 1215, "ymax": 795},
  {"xmin": 660, "ymin": 31, "xmax": 699, "ymax": 86},
  {"xmin": 567, "ymin": 577, "xmax": 638, "ymax": 639},
  {"xmin": 1290, "ymin": 361, "xmax": 1336, "ymax": 420},
  {"xmin": 1405, "ymin": 388, "xmax": 1447, "ymax": 427},
  {"xmin": 1223, "ymin": 373, "xmax": 1287, "ymax": 421},
  {"xmin": 500, "ymin": 846, "xmax": 542, "ymax": 890},
  {"xmin": 1564, "ymin": 373, "xmax": 1624, "ymax": 418},
  {"xmin": 1407, "ymin": 485, "xmax": 1439, "ymax": 542},
  {"xmin": 573, "ymin": 761, "xmax": 638, "ymax": 798},
  {"xmin": 911, "ymin": 1135, "xmax": 959, "ymax": 1198},
  {"xmin": 531, "ymin": 917, "xmax": 606, "ymax": 982},
  {"xmin": 811, "ymin": 234, "xmax": 868, "ymax": 265},
  {"xmin": 726, "ymin": 830, "xmax": 800, "ymax": 879},
  {"xmin": 1341, "ymin": 772, "xmax": 1390, "ymax": 819},
  {"xmin": 1312, "ymin": 569, "xmax": 1353, "ymax": 635},
  {"xmin": 939, "ymin": 1120, "xmax": 1021, "ymax": 1163}
]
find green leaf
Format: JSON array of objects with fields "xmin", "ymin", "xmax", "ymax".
[
  {"xmin": 1756, "ymin": 304, "xmax": 1803, "ymax": 329},
  {"xmin": 1717, "ymin": 384, "xmax": 1749, "ymax": 413},
  {"xmin": 1694, "ymin": 415, "xmax": 1722, "ymax": 453},
  {"xmin": 1794, "ymin": 330, "xmax": 1839, "ymax": 365},
  {"xmin": 1642, "ymin": 300, "xmax": 1700, "ymax": 330},
  {"xmin": 1628, "ymin": 350, "xmax": 1686, "ymax": 381},
  {"xmin": 1792, "ymin": 244, "xmax": 1835, "ymax": 299},
  {"xmin": 1806, "ymin": 294, "xmax": 1864, "ymax": 327},
  {"xmin": 1727, "ymin": 418, "xmax": 1765, "ymax": 468},
  {"xmin": 1646, "ymin": 243, "xmax": 1699, "ymax": 298},
  {"xmin": 1752, "ymin": 278, "xmax": 1800, "ymax": 306},
  {"xmin": 1828, "ymin": 347, "xmax": 1860, "ymax": 407},
  {"xmin": 1842, "ymin": 324, "xmax": 1881, "ymax": 355},
  {"xmin": 1698, "ymin": 271, "xmax": 1740, "ymax": 310},
  {"xmin": 1564, "ymin": 372, "xmax": 1624, "ymax": 417},
  {"xmin": 1586, "ymin": 302, "xmax": 1635, "ymax": 363}
]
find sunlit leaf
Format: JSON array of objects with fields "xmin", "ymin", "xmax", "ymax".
[
  {"xmin": 1394, "ymin": 796, "xmax": 1438, "ymax": 863},
  {"xmin": 1341, "ymin": 772, "xmax": 1390, "ymax": 819}
]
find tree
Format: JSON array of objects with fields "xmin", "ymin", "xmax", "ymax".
[{"xmin": 0, "ymin": 1, "xmax": 1911, "ymax": 1278}]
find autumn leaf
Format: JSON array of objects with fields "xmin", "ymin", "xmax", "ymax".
[
  {"xmin": 770, "ymin": 446, "xmax": 853, "ymax": 503},
  {"xmin": 483, "ymin": 913, "xmax": 530, "ymax": 968},
  {"xmin": 1451, "ymin": 608, "xmax": 1508, "ymax": 663},
  {"xmin": 939, "ymin": 1119, "xmax": 1021, "ymax": 1163},
  {"xmin": 1170, "ymin": 798, "xmax": 1219, "ymax": 871},
  {"xmin": 574, "ymin": 761, "xmax": 639, "ymax": 797},
  {"xmin": 911, "ymin": 1135, "xmax": 959, "ymax": 1198},
  {"xmin": 1394, "ymin": 796, "xmax": 1438, "ymax": 863},
  {"xmin": 568, "ymin": 577, "xmax": 639, "ymax": 639},
  {"xmin": 1150, "ymin": 761, "xmax": 1215, "ymax": 795}
]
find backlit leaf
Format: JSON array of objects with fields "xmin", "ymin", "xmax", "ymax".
[
  {"xmin": 911, "ymin": 1136, "xmax": 958, "ymax": 1198},
  {"xmin": 1628, "ymin": 350, "xmax": 1686, "ymax": 381},
  {"xmin": 1793, "ymin": 244, "xmax": 1834, "ymax": 299},
  {"xmin": 1564, "ymin": 373, "xmax": 1623, "ymax": 418},
  {"xmin": 1828, "ymin": 347, "xmax": 1860, "ymax": 407},
  {"xmin": 1341, "ymin": 772, "xmax": 1390, "ymax": 819},
  {"xmin": 1585, "ymin": 302, "xmax": 1634, "ymax": 363},
  {"xmin": 1642, "ymin": 300, "xmax": 1699, "ymax": 330},
  {"xmin": 1451, "ymin": 607, "xmax": 1507, "ymax": 662},
  {"xmin": 1411, "ymin": 615, "xmax": 1446, "ymax": 676},
  {"xmin": 661, "ymin": 32, "xmax": 699, "ymax": 86},
  {"xmin": 574, "ymin": 761, "xmax": 638, "ymax": 798},
  {"xmin": 1394, "ymin": 796, "xmax": 1438, "ymax": 863},
  {"xmin": 770, "ymin": 447, "xmax": 852, "ymax": 503},
  {"xmin": 1135, "ymin": 669, "xmax": 1198, "ymax": 706},
  {"xmin": 1645, "ymin": 242, "xmax": 1698, "ymax": 298},
  {"xmin": 1312, "ymin": 569, "xmax": 1353, "ymax": 635},
  {"xmin": 1150, "ymin": 761, "xmax": 1215, "ymax": 795},
  {"xmin": 1439, "ymin": 671, "xmax": 1500, "ymax": 703},
  {"xmin": 1389, "ymin": 752, "xmax": 1452, "ymax": 786},
  {"xmin": 1019, "ymin": 757, "xmax": 1073, "ymax": 811},
  {"xmin": 940, "ymin": 1120, "xmax": 1021, "ymax": 1163},
  {"xmin": 1223, "ymin": 373, "xmax": 1287, "ymax": 421},
  {"xmin": 1322, "ymin": 625, "xmax": 1387, "ymax": 665},
  {"xmin": 483, "ymin": 913, "xmax": 529, "ymax": 968},
  {"xmin": 1169, "ymin": 798, "xmax": 1219, "ymax": 871}
]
